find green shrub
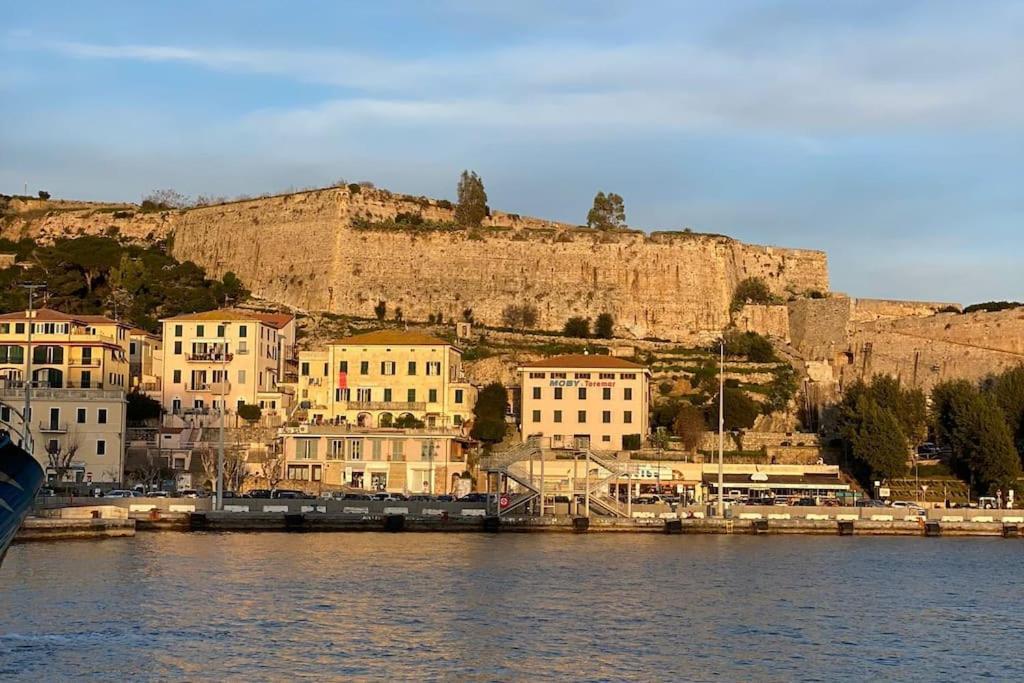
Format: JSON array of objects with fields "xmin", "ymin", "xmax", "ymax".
[{"xmin": 730, "ymin": 277, "xmax": 776, "ymax": 312}]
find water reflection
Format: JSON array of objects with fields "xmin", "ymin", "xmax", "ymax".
[{"xmin": 2, "ymin": 534, "xmax": 1023, "ymax": 680}]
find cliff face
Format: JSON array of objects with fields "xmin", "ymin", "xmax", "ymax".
[{"xmin": 2, "ymin": 187, "xmax": 830, "ymax": 342}]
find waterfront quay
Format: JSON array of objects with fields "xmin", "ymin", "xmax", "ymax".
[{"xmin": 21, "ymin": 496, "xmax": 1024, "ymax": 540}]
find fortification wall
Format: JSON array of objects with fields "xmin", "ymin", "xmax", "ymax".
[
  {"xmin": 4, "ymin": 186, "xmax": 830, "ymax": 342},
  {"xmin": 851, "ymin": 297, "xmax": 959, "ymax": 323},
  {"xmin": 733, "ymin": 304, "xmax": 790, "ymax": 341},
  {"xmin": 787, "ymin": 296, "xmax": 853, "ymax": 360}
]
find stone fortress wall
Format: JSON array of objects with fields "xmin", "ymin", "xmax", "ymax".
[{"xmin": 3, "ymin": 187, "xmax": 830, "ymax": 343}]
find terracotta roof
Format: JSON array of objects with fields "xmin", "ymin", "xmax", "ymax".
[
  {"xmin": 332, "ymin": 329, "xmax": 451, "ymax": 346},
  {"xmin": 519, "ymin": 354, "xmax": 646, "ymax": 370},
  {"xmin": 0, "ymin": 308, "xmax": 123, "ymax": 326},
  {"xmin": 160, "ymin": 309, "xmax": 293, "ymax": 328}
]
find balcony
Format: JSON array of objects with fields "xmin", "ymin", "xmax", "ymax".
[
  {"xmin": 38, "ymin": 421, "xmax": 69, "ymax": 434},
  {"xmin": 186, "ymin": 381, "xmax": 231, "ymax": 393},
  {"xmin": 346, "ymin": 401, "xmax": 426, "ymax": 411},
  {"xmin": 186, "ymin": 352, "xmax": 233, "ymax": 363},
  {"xmin": 69, "ymin": 358, "xmax": 102, "ymax": 367}
]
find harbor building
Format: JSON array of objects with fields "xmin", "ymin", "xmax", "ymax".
[
  {"xmin": 518, "ymin": 354, "xmax": 651, "ymax": 451},
  {"xmin": 0, "ymin": 309, "xmax": 130, "ymax": 483},
  {"xmin": 158, "ymin": 310, "xmax": 294, "ymax": 425},
  {"xmin": 129, "ymin": 328, "xmax": 163, "ymax": 397},
  {"xmin": 296, "ymin": 329, "xmax": 476, "ymax": 428},
  {"xmin": 280, "ymin": 424, "xmax": 472, "ymax": 494}
]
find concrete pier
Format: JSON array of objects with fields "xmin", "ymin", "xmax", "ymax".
[{"xmin": 15, "ymin": 517, "xmax": 135, "ymax": 542}]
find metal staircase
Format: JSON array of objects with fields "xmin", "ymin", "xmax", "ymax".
[{"xmin": 483, "ymin": 442, "xmax": 635, "ymax": 518}]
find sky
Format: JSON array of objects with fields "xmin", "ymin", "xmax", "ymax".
[{"xmin": 1, "ymin": 0, "xmax": 1022, "ymax": 304}]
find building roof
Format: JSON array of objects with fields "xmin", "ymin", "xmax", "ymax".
[
  {"xmin": 519, "ymin": 354, "xmax": 646, "ymax": 370},
  {"xmin": 160, "ymin": 308, "xmax": 294, "ymax": 328},
  {"xmin": 0, "ymin": 307, "xmax": 124, "ymax": 326},
  {"xmin": 702, "ymin": 473, "xmax": 848, "ymax": 487},
  {"xmin": 331, "ymin": 329, "xmax": 452, "ymax": 346}
]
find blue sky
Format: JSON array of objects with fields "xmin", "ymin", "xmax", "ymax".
[{"xmin": 2, "ymin": 1, "xmax": 1022, "ymax": 304}]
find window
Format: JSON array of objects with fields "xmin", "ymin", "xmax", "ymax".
[
  {"xmin": 348, "ymin": 440, "xmax": 363, "ymax": 460},
  {"xmin": 173, "ymin": 369, "xmax": 182, "ymax": 384},
  {"xmin": 599, "ymin": 372, "xmax": 615, "ymax": 380},
  {"xmin": 578, "ymin": 387, "xmax": 587, "ymax": 400},
  {"xmin": 173, "ymin": 341, "xmax": 182, "ymax": 355},
  {"xmin": 602, "ymin": 435, "xmax": 611, "ymax": 443},
  {"xmin": 237, "ymin": 370, "xmax": 246, "ymax": 384},
  {"xmin": 407, "ymin": 388, "xmax": 416, "ymax": 402},
  {"xmin": 390, "ymin": 440, "xmax": 404, "ymax": 462},
  {"xmin": 96, "ymin": 440, "xmax": 106, "ymax": 456},
  {"xmin": 339, "ymin": 360, "xmax": 348, "ymax": 373},
  {"xmin": 77, "ymin": 408, "xmax": 86, "ymax": 424},
  {"xmin": 14, "ymin": 323, "xmax": 24, "ymax": 334},
  {"xmin": 578, "ymin": 410, "xmax": 587, "ymax": 423},
  {"xmin": 335, "ymin": 388, "xmax": 350, "ymax": 401},
  {"xmin": 551, "ymin": 372, "xmax": 566, "ymax": 379},
  {"xmin": 575, "ymin": 372, "xmax": 591, "ymax": 379},
  {"xmin": 621, "ymin": 373, "xmax": 637, "ymax": 380},
  {"xmin": 421, "ymin": 441, "xmax": 437, "ymax": 460},
  {"xmin": 0, "ymin": 345, "xmax": 24, "ymax": 364},
  {"xmin": 531, "ymin": 410, "xmax": 541, "ymax": 422},
  {"xmin": 381, "ymin": 361, "xmax": 396, "ymax": 375},
  {"xmin": 238, "ymin": 325, "xmax": 247, "ymax": 338},
  {"xmin": 357, "ymin": 388, "xmax": 371, "ymax": 402},
  {"xmin": 371, "ymin": 440, "xmax": 383, "ymax": 461},
  {"xmin": 454, "ymin": 415, "xmax": 463, "ymax": 426},
  {"xmin": 407, "ymin": 361, "xmax": 417, "ymax": 375},
  {"xmin": 554, "ymin": 410, "xmax": 562, "ymax": 423},
  {"xmin": 426, "ymin": 361, "xmax": 441, "ymax": 376},
  {"xmin": 216, "ymin": 325, "xmax": 225, "ymax": 337},
  {"xmin": 428, "ymin": 389, "xmax": 437, "ymax": 403},
  {"xmin": 602, "ymin": 410, "xmax": 611, "ymax": 424},
  {"xmin": 532, "ymin": 387, "xmax": 541, "ymax": 400},
  {"xmin": 295, "ymin": 439, "xmax": 319, "ymax": 460},
  {"xmin": 360, "ymin": 361, "xmax": 369, "ymax": 375},
  {"xmin": 0, "ymin": 323, "xmax": 7, "ymax": 334},
  {"xmin": 300, "ymin": 362, "xmax": 310, "ymax": 376},
  {"xmin": 624, "ymin": 410, "xmax": 633, "ymax": 424},
  {"xmin": 328, "ymin": 440, "xmax": 344, "ymax": 459},
  {"xmin": 554, "ymin": 387, "xmax": 563, "ymax": 400},
  {"xmin": 32, "ymin": 346, "xmax": 63, "ymax": 364},
  {"xmin": 602, "ymin": 387, "xmax": 611, "ymax": 400},
  {"xmin": 383, "ymin": 388, "xmax": 392, "ymax": 402},
  {"xmin": 196, "ymin": 325, "xmax": 205, "ymax": 337},
  {"xmin": 174, "ymin": 324, "xmax": 182, "ymax": 337},
  {"xmin": 528, "ymin": 372, "xmax": 545, "ymax": 379},
  {"xmin": 624, "ymin": 388, "xmax": 633, "ymax": 401},
  {"xmin": 323, "ymin": 363, "xmax": 329, "ymax": 377},
  {"xmin": 98, "ymin": 409, "xmax": 107, "ymax": 425},
  {"xmin": 311, "ymin": 465, "xmax": 322, "ymax": 482},
  {"xmin": 455, "ymin": 389, "xmax": 464, "ymax": 404}
]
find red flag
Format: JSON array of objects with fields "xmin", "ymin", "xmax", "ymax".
[{"xmin": 338, "ymin": 371, "xmax": 347, "ymax": 389}]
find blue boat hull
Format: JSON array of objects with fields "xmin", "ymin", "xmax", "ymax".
[{"xmin": 0, "ymin": 435, "xmax": 45, "ymax": 565}]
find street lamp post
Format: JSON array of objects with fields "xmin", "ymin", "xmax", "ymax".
[
  {"xmin": 19, "ymin": 284, "xmax": 45, "ymax": 454},
  {"xmin": 717, "ymin": 337, "xmax": 725, "ymax": 518}
]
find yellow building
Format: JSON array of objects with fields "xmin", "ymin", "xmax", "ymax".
[
  {"xmin": 296, "ymin": 329, "xmax": 476, "ymax": 428},
  {"xmin": 0, "ymin": 309, "xmax": 129, "ymax": 483},
  {"xmin": 159, "ymin": 310, "xmax": 294, "ymax": 424},
  {"xmin": 280, "ymin": 424, "xmax": 471, "ymax": 494},
  {"xmin": 518, "ymin": 354, "xmax": 651, "ymax": 451}
]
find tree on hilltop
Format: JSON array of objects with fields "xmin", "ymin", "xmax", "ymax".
[
  {"xmin": 455, "ymin": 170, "xmax": 488, "ymax": 228},
  {"xmin": 563, "ymin": 316, "xmax": 590, "ymax": 338},
  {"xmin": 586, "ymin": 192, "xmax": 626, "ymax": 231},
  {"xmin": 594, "ymin": 312, "xmax": 614, "ymax": 339}
]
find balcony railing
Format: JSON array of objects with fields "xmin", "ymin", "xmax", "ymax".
[
  {"xmin": 186, "ymin": 353, "xmax": 233, "ymax": 363},
  {"xmin": 69, "ymin": 358, "xmax": 102, "ymax": 367},
  {"xmin": 186, "ymin": 382, "xmax": 231, "ymax": 393},
  {"xmin": 346, "ymin": 401, "xmax": 426, "ymax": 411},
  {"xmin": 38, "ymin": 421, "xmax": 69, "ymax": 433}
]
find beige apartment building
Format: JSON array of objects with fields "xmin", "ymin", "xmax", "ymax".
[
  {"xmin": 159, "ymin": 310, "xmax": 294, "ymax": 424},
  {"xmin": 0, "ymin": 308, "xmax": 130, "ymax": 483},
  {"xmin": 296, "ymin": 329, "xmax": 476, "ymax": 428},
  {"xmin": 518, "ymin": 354, "xmax": 651, "ymax": 451},
  {"xmin": 281, "ymin": 424, "xmax": 471, "ymax": 494}
]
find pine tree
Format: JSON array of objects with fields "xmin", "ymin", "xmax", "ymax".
[{"xmin": 455, "ymin": 170, "xmax": 488, "ymax": 228}]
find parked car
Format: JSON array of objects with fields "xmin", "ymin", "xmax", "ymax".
[
  {"xmin": 148, "ymin": 491, "xmax": 169, "ymax": 498},
  {"xmin": 856, "ymin": 499, "xmax": 888, "ymax": 508},
  {"xmin": 436, "ymin": 495, "xmax": 454, "ymax": 502},
  {"xmin": 272, "ymin": 490, "xmax": 303, "ymax": 499},
  {"xmin": 104, "ymin": 490, "xmax": 135, "ymax": 499},
  {"xmin": 458, "ymin": 492, "xmax": 491, "ymax": 503},
  {"xmin": 245, "ymin": 489, "xmax": 272, "ymax": 499},
  {"xmin": 36, "ymin": 488, "xmax": 55, "ymax": 498},
  {"xmin": 792, "ymin": 497, "xmax": 818, "ymax": 506},
  {"xmin": 978, "ymin": 496, "xmax": 998, "ymax": 509},
  {"xmin": 178, "ymin": 489, "xmax": 199, "ymax": 499},
  {"xmin": 408, "ymin": 494, "xmax": 434, "ymax": 501},
  {"xmin": 221, "ymin": 491, "xmax": 239, "ymax": 499}
]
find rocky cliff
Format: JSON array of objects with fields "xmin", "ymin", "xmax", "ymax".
[{"xmin": 2, "ymin": 187, "xmax": 829, "ymax": 342}]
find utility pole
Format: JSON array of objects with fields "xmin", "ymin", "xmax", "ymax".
[
  {"xmin": 19, "ymin": 284, "xmax": 45, "ymax": 453},
  {"xmin": 717, "ymin": 337, "xmax": 725, "ymax": 518},
  {"xmin": 217, "ymin": 324, "xmax": 229, "ymax": 511}
]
